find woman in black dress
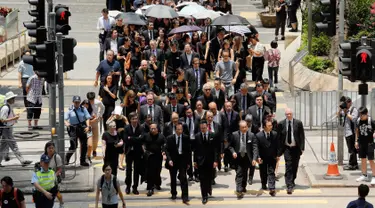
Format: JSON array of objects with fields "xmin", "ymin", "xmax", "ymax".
[
  {"xmin": 102, "ymin": 121, "xmax": 124, "ymax": 177},
  {"xmin": 99, "ymin": 74, "xmax": 118, "ymax": 131},
  {"xmin": 122, "ymin": 90, "xmax": 139, "ymax": 121}
]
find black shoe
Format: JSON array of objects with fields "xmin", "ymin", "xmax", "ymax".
[
  {"xmin": 211, "ymin": 180, "xmax": 216, "ymax": 185},
  {"xmin": 88, "ymin": 158, "xmax": 92, "ymax": 164},
  {"xmin": 125, "ymin": 187, "xmax": 130, "ymax": 194},
  {"xmin": 183, "ymin": 198, "xmax": 190, "ymax": 204},
  {"xmin": 188, "ymin": 177, "xmax": 194, "ymax": 181},
  {"xmin": 208, "ymin": 189, "xmax": 212, "ymax": 196},
  {"xmin": 171, "ymin": 195, "xmax": 177, "ymax": 200},
  {"xmin": 224, "ymin": 166, "xmax": 229, "ymax": 172},
  {"xmin": 236, "ymin": 191, "xmax": 244, "ymax": 198},
  {"xmin": 269, "ymin": 190, "xmax": 276, "ymax": 197},
  {"xmin": 195, "ymin": 177, "xmax": 200, "ymax": 182},
  {"xmin": 93, "ymin": 151, "xmax": 97, "ymax": 157},
  {"xmin": 154, "ymin": 185, "xmax": 161, "ymax": 190},
  {"xmin": 275, "ymin": 36, "xmax": 278, "ymax": 41},
  {"xmin": 80, "ymin": 162, "xmax": 89, "ymax": 167},
  {"xmin": 132, "ymin": 188, "xmax": 139, "ymax": 195},
  {"xmin": 287, "ymin": 188, "xmax": 293, "ymax": 195},
  {"xmin": 242, "ymin": 188, "xmax": 247, "ymax": 193},
  {"xmin": 289, "ymin": 28, "xmax": 298, "ymax": 32},
  {"xmin": 147, "ymin": 190, "xmax": 153, "ymax": 197},
  {"xmin": 262, "ymin": 184, "xmax": 267, "ymax": 190},
  {"xmin": 248, "ymin": 179, "xmax": 253, "ymax": 185},
  {"xmin": 281, "ymin": 36, "xmax": 285, "ymax": 40},
  {"xmin": 0, "ymin": 164, "xmax": 4, "ymax": 167},
  {"xmin": 4, "ymin": 155, "xmax": 10, "ymax": 162},
  {"xmin": 22, "ymin": 160, "xmax": 32, "ymax": 167},
  {"xmin": 202, "ymin": 198, "xmax": 208, "ymax": 204},
  {"xmin": 344, "ymin": 165, "xmax": 358, "ymax": 170}
]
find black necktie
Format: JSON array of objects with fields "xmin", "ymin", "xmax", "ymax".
[
  {"xmin": 242, "ymin": 96, "xmax": 246, "ymax": 112},
  {"xmin": 204, "ymin": 133, "xmax": 207, "ymax": 142},
  {"xmin": 267, "ymin": 133, "xmax": 270, "ymax": 140},
  {"xmin": 177, "ymin": 136, "xmax": 181, "ymax": 152},
  {"xmin": 288, "ymin": 120, "xmax": 292, "ymax": 144},
  {"xmin": 149, "ymin": 105, "xmax": 153, "ymax": 120},
  {"xmin": 172, "ymin": 106, "xmax": 176, "ymax": 112},
  {"xmin": 188, "ymin": 118, "xmax": 192, "ymax": 132}
]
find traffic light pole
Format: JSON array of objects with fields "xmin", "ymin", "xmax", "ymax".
[
  {"xmin": 337, "ymin": 0, "xmax": 345, "ymax": 166},
  {"xmin": 47, "ymin": 12, "xmax": 57, "ymax": 137},
  {"xmin": 57, "ymin": 32, "xmax": 66, "ymax": 178}
]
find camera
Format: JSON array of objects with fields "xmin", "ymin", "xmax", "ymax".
[{"xmin": 339, "ymin": 96, "xmax": 348, "ymax": 109}]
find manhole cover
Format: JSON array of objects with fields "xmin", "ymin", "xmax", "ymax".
[{"xmin": 14, "ymin": 131, "xmax": 40, "ymax": 139}]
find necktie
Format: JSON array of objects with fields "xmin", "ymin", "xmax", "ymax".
[
  {"xmin": 172, "ymin": 106, "xmax": 176, "ymax": 112},
  {"xmin": 153, "ymin": 49, "xmax": 156, "ymax": 56},
  {"xmin": 177, "ymin": 136, "xmax": 181, "ymax": 153},
  {"xmin": 258, "ymin": 108, "xmax": 262, "ymax": 127},
  {"xmin": 242, "ymin": 96, "xmax": 246, "ymax": 112},
  {"xmin": 204, "ymin": 133, "xmax": 207, "ymax": 142},
  {"xmin": 288, "ymin": 120, "xmax": 292, "ymax": 144},
  {"xmin": 241, "ymin": 134, "xmax": 246, "ymax": 157},
  {"xmin": 149, "ymin": 105, "xmax": 153, "ymax": 120},
  {"xmin": 227, "ymin": 112, "xmax": 231, "ymax": 126},
  {"xmin": 195, "ymin": 69, "xmax": 200, "ymax": 89},
  {"xmin": 143, "ymin": 70, "xmax": 147, "ymax": 81},
  {"xmin": 188, "ymin": 118, "xmax": 192, "ymax": 132},
  {"xmin": 208, "ymin": 123, "xmax": 211, "ymax": 132},
  {"xmin": 267, "ymin": 133, "xmax": 270, "ymax": 140}
]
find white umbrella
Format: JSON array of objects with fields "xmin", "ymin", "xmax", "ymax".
[
  {"xmin": 223, "ymin": 25, "xmax": 250, "ymax": 35},
  {"xmin": 176, "ymin": 1, "xmax": 198, "ymax": 8},
  {"xmin": 179, "ymin": 4, "xmax": 206, "ymax": 16},
  {"xmin": 108, "ymin": 10, "xmax": 122, "ymax": 18},
  {"xmin": 177, "ymin": 12, "xmax": 193, "ymax": 19},
  {"xmin": 135, "ymin": 4, "xmax": 155, "ymax": 15},
  {"xmin": 192, "ymin": 10, "xmax": 224, "ymax": 19},
  {"xmin": 145, "ymin": 4, "xmax": 179, "ymax": 18}
]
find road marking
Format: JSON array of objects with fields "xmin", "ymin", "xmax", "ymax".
[
  {"xmin": 1, "ymin": 80, "xmax": 94, "ymax": 86},
  {"xmin": 88, "ymin": 199, "xmax": 327, "ymax": 207},
  {"xmin": 240, "ymin": 12, "xmax": 259, "ymax": 19},
  {"xmin": 277, "ymin": 103, "xmax": 287, "ymax": 109},
  {"xmin": 275, "ymin": 92, "xmax": 283, "ymax": 97},
  {"xmin": 77, "ymin": 42, "xmax": 99, "ymax": 47},
  {"xmin": 87, "ymin": 188, "xmax": 321, "ymax": 197}
]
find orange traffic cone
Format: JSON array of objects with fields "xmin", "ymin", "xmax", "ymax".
[{"xmin": 324, "ymin": 142, "xmax": 343, "ymax": 180}]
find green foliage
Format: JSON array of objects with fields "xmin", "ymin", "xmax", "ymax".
[
  {"xmin": 347, "ymin": 0, "xmax": 375, "ymax": 38},
  {"xmin": 302, "ymin": 55, "xmax": 334, "ymax": 72},
  {"xmin": 311, "ymin": 34, "xmax": 331, "ymax": 56}
]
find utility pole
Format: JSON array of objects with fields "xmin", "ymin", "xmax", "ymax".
[
  {"xmin": 337, "ymin": 0, "xmax": 345, "ymax": 165},
  {"xmin": 307, "ymin": 0, "xmax": 312, "ymax": 53},
  {"xmin": 57, "ymin": 32, "xmax": 65, "ymax": 178}
]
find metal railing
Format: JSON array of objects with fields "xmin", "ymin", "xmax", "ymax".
[
  {"xmin": 293, "ymin": 90, "xmax": 372, "ymax": 129},
  {"xmin": 0, "ymin": 29, "xmax": 30, "ymax": 72},
  {"xmin": 320, "ymin": 121, "xmax": 351, "ymax": 162}
]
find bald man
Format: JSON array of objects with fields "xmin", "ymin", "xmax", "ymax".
[
  {"xmin": 277, "ymin": 108, "xmax": 305, "ymax": 195},
  {"xmin": 134, "ymin": 60, "xmax": 152, "ymax": 90},
  {"xmin": 163, "ymin": 112, "xmax": 189, "ymax": 138}
]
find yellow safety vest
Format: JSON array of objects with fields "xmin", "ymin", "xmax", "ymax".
[{"xmin": 36, "ymin": 169, "xmax": 56, "ymax": 191}]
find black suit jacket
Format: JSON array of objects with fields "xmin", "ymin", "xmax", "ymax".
[
  {"xmin": 197, "ymin": 94, "xmax": 217, "ymax": 110},
  {"xmin": 222, "ymin": 110, "xmax": 240, "ymax": 136},
  {"xmin": 234, "ymin": 92, "xmax": 255, "ymax": 114},
  {"xmin": 163, "ymin": 104, "xmax": 185, "ymax": 123},
  {"xmin": 229, "ymin": 130, "xmax": 258, "ymax": 162},
  {"xmin": 211, "ymin": 88, "xmax": 225, "ymax": 111},
  {"xmin": 277, "ymin": 118, "xmax": 305, "ymax": 154},
  {"xmin": 139, "ymin": 104, "xmax": 164, "ymax": 130},
  {"xmin": 104, "ymin": 37, "xmax": 124, "ymax": 52},
  {"xmin": 142, "ymin": 29, "xmax": 158, "ymax": 45},
  {"xmin": 163, "ymin": 122, "xmax": 189, "ymax": 138},
  {"xmin": 165, "ymin": 134, "xmax": 191, "ymax": 169},
  {"xmin": 256, "ymin": 130, "xmax": 279, "ymax": 159},
  {"xmin": 180, "ymin": 52, "xmax": 200, "ymax": 70},
  {"xmin": 145, "ymin": 48, "xmax": 162, "ymax": 61},
  {"xmin": 123, "ymin": 124, "xmax": 144, "ymax": 155},
  {"xmin": 209, "ymin": 37, "xmax": 221, "ymax": 62},
  {"xmin": 193, "ymin": 132, "xmax": 219, "ymax": 166},
  {"xmin": 247, "ymin": 105, "xmax": 271, "ymax": 133},
  {"xmin": 186, "ymin": 67, "xmax": 206, "ymax": 98},
  {"xmin": 134, "ymin": 69, "xmax": 153, "ymax": 89}
]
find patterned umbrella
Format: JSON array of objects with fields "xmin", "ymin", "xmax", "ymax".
[{"xmin": 145, "ymin": 4, "xmax": 178, "ymax": 19}]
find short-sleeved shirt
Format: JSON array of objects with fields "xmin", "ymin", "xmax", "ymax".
[
  {"xmin": 64, "ymin": 106, "xmax": 91, "ymax": 125},
  {"xmin": 215, "ymin": 60, "xmax": 236, "ymax": 83},
  {"xmin": 96, "ymin": 175, "xmax": 120, "ymax": 205},
  {"xmin": 49, "ymin": 154, "xmax": 63, "ymax": 171},
  {"xmin": 356, "ymin": 118, "xmax": 375, "ymax": 144},
  {"xmin": 0, "ymin": 105, "xmax": 15, "ymax": 126},
  {"xmin": 346, "ymin": 198, "xmax": 374, "ymax": 208},
  {"xmin": 96, "ymin": 59, "xmax": 121, "ymax": 84},
  {"xmin": 0, "ymin": 187, "xmax": 25, "ymax": 208},
  {"xmin": 26, "ymin": 74, "xmax": 44, "ymax": 104},
  {"xmin": 18, "ymin": 60, "xmax": 34, "ymax": 78}
]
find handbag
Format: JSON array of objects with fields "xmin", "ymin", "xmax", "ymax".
[{"xmin": 54, "ymin": 154, "xmax": 62, "ymax": 184}]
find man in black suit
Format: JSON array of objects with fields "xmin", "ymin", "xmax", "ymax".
[
  {"xmin": 197, "ymin": 83, "xmax": 217, "ymax": 110},
  {"xmin": 180, "ymin": 44, "xmax": 200, "ymax": 70},
  {"xmin": 229, "ymin": 120, "xmax": 258, "ymax": 197},
  {"xmin": 186, "ymin": 57, "xmax": 207, "ymax": 109},
  {"xmin": 262, "ymin": 78, "xmax": 277, "ymax": 113},
  {"xmin": 163, "ymin": 112, "xmax": 189, "ymax": 138},
  {"xmin": 222, "ymin": 101, "xmax": 240, "ymax": 172},
  {"xmin": 165, "ymin": 122, "xmax": 191, "ymax": 203},
  {"xmin": 251, "ymin": 83, "xmax": 276, "ymax": 113},
  {"xmin": 193, "ymin": 120, "xmax": 220, "ymax": 204},
  {"xmin": 277, "ymin": 108, "xmax": 305, "ymax": 194},
  {"xmin": 234, "ymin": 83, "xmax": 254, "ymax": 117},
  {"xmin": 209, "ymin": 29, "xmax": 225, "ymax": 63},
  {"xmin": 145, "ymin": 40, "xmax": 162, "ymax": 60},
  {"xmin": 140, "ymin": 94, "xmax": 164, "ymax": 130},
  {"xmin": 182, "ymin": 106, "xmax": 199, "ymax": 181},
  {"xmin": 244, "ymin": 114, "xmax": 256, "ymax": 184},
  {"xmin": 247, "ymin": 95, "xmax": 271, "ymax": 134},
  {"xmin": 134, "ymin": 60, "xmax": 153, "ymax": 90},
  {"xmin": 205, "ymin": 110, "xmax": 222, "ymax": 183},
  {"xmin": 256, "ymin": 120, "xmax": 280, "ymax": 196},
  {"xmin": 163, "ymin": 93, "xmax": 185, "ymax": 123},
  {"xmin": 124, "ymin": 112, "xmax": 144, "ymax": 195},
  {"xmin": 142, "ymin": 22, "xmax": 157, "ymax": 45},
  {"xmin": 211, "ymin": 78, "xmax": 226, "ymax": 111}
]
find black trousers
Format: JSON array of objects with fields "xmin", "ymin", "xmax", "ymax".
[
  {"xmin": 66, "ymin": 125, "xmax": 88, "ymax": 163},
  {"xmin": 198, "ymin": 164, "xmax": 214, "ymax": 198},
  {"xmin": 104, "ymin": 151, "xmax": 119, "ymax": 177},
  {"xmin": 146, "ymin": 154, "xmax": 162, "ymax": 190},
  {"xmin": 346, "ymin": 135, "xmax": 358, "ymax": 167},
  {"xmin": 187, "ymin": 156, "xmax": 198, "ymax": 178},
  {"xmin": 26, "ymin": 101, "xmax": 42, "ymax": 120},
  {"xmin": 34, "ymin": 194, "xmax": 55, "ymax": 208},
  {"xmin": 103, "ymin": 104, "xmax": 115, "ymax": 131},
  {"xmin": 21, "ymin": 78, "xmax": 28, "ymax": 107},
  {"xmin": 284, "ymin": 146, "xmax": 301, "ymax": 189},
  {"xmin": 102, "ymin": 204, "xmax": 118, "ymax": 208},
  {"xmin": 169, "ymin": 156, "xmax": 189, "ymax": 198},
  {"xmin": 275, "ymin": 15, "xmax": 286, "ymax": 36},
  {"xmin": 248, "ymin": 164, "xmax": 255, "ymax": 181},
  {"xmin": 223, "ymin": 148, "xmax": 232, "ymax": 167},
  {"xmin": 235, "ymin": 155, "xmax": 250, "ymax": 192},
  {"xmin": 252, "ymin": 56, "xmax": 264, "ymax": 82},
  {"xmin": 259, "ymin": 158, "xmax": 277, "ymax": 190},
  {"xmin": 288, "ymin": 9, "xmax": 298, "ymax": 24},
  {"xmin": 125, "ymin": 150, "xmax": 142, "ymax": 188}
]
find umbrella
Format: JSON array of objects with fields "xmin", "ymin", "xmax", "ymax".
[
  {"xmin": 211, "ymin": 14, "xmax": 250, "ymax": 26},
  {"xmin": 168, "ymin": 25, "xmax": 202, "ymax": 35},
  {"xmin": 176, "ymin": 1, "xmax": 198, "ymax": 9},
  {"xmin": 115, "ymin": 12, "xmax": 146, "ymax": 25},
  {"xmin": 177, "ymin": 12, "xmax": 193, "ymax": 19},
  {"xmin": 108, "ymin": 10, "xmax": 121, "ymax": 19},
  {"xmin": 223, "ymin": 25, "xmax": 250, "ymax": 35},
  {"xmin": 135, "ymin": 4, "xmax": 155, "ymax": 15},
  {"xmin": 192, "ymin": 10, "xmax": 224, "ymax": 20},
  {"xmin": 179, "ymin": 4, "xmax": 206, "ymax": 16},
  {"xmin": 145, "ymin": 4, "xmax": 179, "ymax": 19}
]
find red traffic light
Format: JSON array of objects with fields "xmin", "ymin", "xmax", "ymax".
[{"xmin": 360, "ymin": 52, "xmax": 368, "ymax": 63}]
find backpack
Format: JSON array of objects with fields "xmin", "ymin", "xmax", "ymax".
[
  {"xmin": 0, "ymin": 188, "xmax": 21, "ymax": 208},
  {"xmin": 100, "ymin": 175, "xmax": 118, "ymax": 194}
]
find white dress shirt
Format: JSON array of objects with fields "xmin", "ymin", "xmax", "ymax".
[
  {"xmin": 96, "ymin": 16, "xmax": 115, "ymax": 31},
  {"xmin": 91, "ymin": 99, "xmax": 105, "ymax": 118},
  {"xmin": 176, "ymin": 134, "xmax": 182, "ymax": 154}
]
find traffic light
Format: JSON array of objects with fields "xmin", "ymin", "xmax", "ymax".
[
  {"xmin": 339, "ymin": 40, "xmax": 360, "ymax": 82},
  {"xmin": 315, "ymin": 0, "xmax": 336, "ymax": 36},
  {"xmin": 24, "ymin": 0, "xmax": 46, "ymax": 50},
  {"xmin": 356, "ymin": 45, "xmax": 374, "ymax": 82},
  {"xmin": 23, "ymin": 41, "xmax": 56, "ymax": 83},
  {"xmin": 62, "ymin": 37, "xmax": 77, "ymax": 72},
  {"xmin": 55, "ymin": 4, "xmax": 71, "ymax": 35}
]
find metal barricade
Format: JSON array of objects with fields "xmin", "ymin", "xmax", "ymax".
[
  {"xmin": 320, "ymin": 121, "xmax": 350, "ymax": 161},
  {"xmin": 293, "ymin": 90, "xmax": 370, "ymax": 128}
]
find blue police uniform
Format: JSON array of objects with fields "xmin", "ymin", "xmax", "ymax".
[{"xmin": 64, "ymin": 96, "xmax": 91, "ymax": 166}]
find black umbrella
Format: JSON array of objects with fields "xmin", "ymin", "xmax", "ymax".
[
  {"xmin": 115, "ymin": 12, "xmax": 146, "ymax": 26},
  {"xmin": 211, "ymin": 14, "xmax": 250, "ymax": 26},
  {"xmin": 145, "ymin": 4, "xmax": 179, "ymax": 19}
]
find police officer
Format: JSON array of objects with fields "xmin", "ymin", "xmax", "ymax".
[
  {"xmin": 31, "ymin": 154, "xmax": 58, "ymax": 208},
  {"xmin": 64, "ymin": 96, "xmax": 91, "ymax": 166}
]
